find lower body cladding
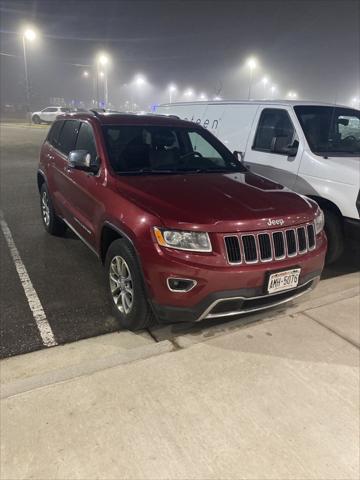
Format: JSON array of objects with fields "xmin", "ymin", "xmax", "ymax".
[{"xmin": 143, "ymin": 233, "xmax": 327, "ymax": 324}]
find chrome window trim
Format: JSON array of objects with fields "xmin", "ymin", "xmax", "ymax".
[{"xmin": 196, "ymin": 277, "xmax": 318, "ymax": 322}]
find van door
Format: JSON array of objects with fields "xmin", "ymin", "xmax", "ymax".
[{"xmin": 244, "ymin": 107, "xmax": 303, "ymax": 189}]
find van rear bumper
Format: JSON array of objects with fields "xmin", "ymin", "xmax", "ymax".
[
  {"xmin": 152, "ymin": 272, "xmax": 321, "ymax": 324},
  {"xmin": 344, "ymin": 217, "xmax": 360, "ymax": 242}
]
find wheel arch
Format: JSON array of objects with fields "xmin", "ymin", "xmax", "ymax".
[
  {"xmin": 100, "ymin": 222, "xmax": 137, "ymax": 264},
  {"xmin": 37, "ymin": 170, "xmax": 46, "ymax": 193},
  {"xmin": 307, "ymin": 195, "xmax": 343, "ymax": 221}
]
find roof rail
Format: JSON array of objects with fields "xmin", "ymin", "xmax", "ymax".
[{"xmin": 89, "ymin": 109, "xmax": 105, "ymax": 117}]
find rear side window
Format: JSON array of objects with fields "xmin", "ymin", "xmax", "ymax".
[
  {"xmin": 253, "ymin": 109, "xmax": 295, "ymax": 153},
  {"xmin": 47, "ymin": 120, "xmax": 63, "ymax": 148},
  {"xmin": 57, "ymin": 120, "xmax": 80, "ymax": 155},
  {"xmin": 60, "ymin": 107, "xmax": 70, "ymax": 112},
  {"xmin": 75, "ymin": 122, "xmax": 97, "ymax": 161}
]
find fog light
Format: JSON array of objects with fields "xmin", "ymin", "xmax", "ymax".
[{"xmin": 167, "ymin": 277, "xmax": 197, "ymax": 292}]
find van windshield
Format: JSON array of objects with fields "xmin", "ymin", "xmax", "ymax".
[
  {"xmin": 294, "ymin": 106, "xmax": 360, "ymax": 157},
  {"xmin": 102, "ymin": 125, "xmax": 246, "ymax": 174}
]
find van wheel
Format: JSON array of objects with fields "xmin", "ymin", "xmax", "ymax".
[
  {"xmin": 105, "ymin": 239, "xmax": 155, "ymax": 330},
  {"xmin": 40, "ymin": 183, "xmax": 66, "ymax": 236},
  {"xmin": 32, "ymin": 115, "xmax": 40, "ymax": 124},
  {"xmin": 324, "ymin": 209, "xmax": 344, "ymax": 264}
]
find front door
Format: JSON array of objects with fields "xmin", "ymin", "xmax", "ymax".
[{"xmin": 244, "ymin": 107, "xmax": 303, "ymax": 189}]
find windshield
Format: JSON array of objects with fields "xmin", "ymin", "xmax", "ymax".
[
  {"xmin": 294, "ymin": 106, "xmax": 360, "ymax": 157},
  {"xmin": 102, "ymin": 125, "xmax": 246, "ymax": 174}
]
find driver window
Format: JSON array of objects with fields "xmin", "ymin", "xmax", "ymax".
[
  {"xmin": 253, "ymin": 109, "xmax": 295, "ymax": 153},
  {"xmin": 75, "ymin": 122, "xmax": 97, "ymax": 161},
  {"xmin": 338, "ymin": 116, "xmax": 360, "ymax": 141},
  {"xmin": 188, "ymin": 131, "xmax": 225, "ymax": 166}
]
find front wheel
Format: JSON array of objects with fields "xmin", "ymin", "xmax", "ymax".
[
  {"xmin": 105, "ymin": 239, "xmax": 155, "ymax": 330},
  {"xmin": 324, "ymin": 209, "xmax": 344, "ymax": 264},
  {"xmin": 32, "ymin": 115, "xmax": 41, "ymax": 124}
]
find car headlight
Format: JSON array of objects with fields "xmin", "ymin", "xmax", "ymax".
[
  {"xmin": 314, "ymin": 207, "xmax": 325, "ymax": 234},
  {"xmin": 153, "ymin": 227, "xmax": 212, "ymax": 252}
]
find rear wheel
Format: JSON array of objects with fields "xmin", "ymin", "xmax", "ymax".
[
  {"xmin": 32, "ymin": 115, "xmax": 41, "ymax": 124},
  {"xmin": 40, "ymin": 183, "xmax": 66, "ymax": 236},
  {"xmin": 323, "ymin": 209, "xmax": 344, "ymax": 264},
  {"xmin": 105, "ymin": 239, "xmax": 154, "ymax": 330}
]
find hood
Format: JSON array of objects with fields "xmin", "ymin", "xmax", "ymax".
[{"xmin": 116, "ymin": 171, "xmax": 317, "ymax": 232}]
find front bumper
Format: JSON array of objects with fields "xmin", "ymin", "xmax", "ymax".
[
  {"xmin": 344, "ymin": 217, "xmax": 360, "ymax": 242},
  {"xmin": 141, "ymin": 230, "xmax": 327, "ymax": 324},
  {"xmin": 152, "ymin": 273, "xmax": 320, "ymax": 323}
]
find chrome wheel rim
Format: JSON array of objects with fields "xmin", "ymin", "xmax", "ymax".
[
  {"xmin": 109, "ymin": 256, "xmax": 134, "ymax": 314},
  {"xmin": 41, "ymin": 191, "xmax": 50, "ymax": 226}
]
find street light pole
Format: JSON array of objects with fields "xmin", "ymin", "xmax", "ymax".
[
  {"xmin": 22, "ymin": 35, "xmax": 31, "ymax": 123},
  {"xmin": 246, "ymin": 57, "xmax": 258, "ymax": 100}
]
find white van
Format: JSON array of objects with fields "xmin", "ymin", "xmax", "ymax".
[{"xmin": 156, "ymin": 101, "xmax": 360, "ymax": 263}]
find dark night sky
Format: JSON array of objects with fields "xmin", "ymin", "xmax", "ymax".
[{"xmin": 0, "ymin": 0, "xmax": 359, "ymax": 108}]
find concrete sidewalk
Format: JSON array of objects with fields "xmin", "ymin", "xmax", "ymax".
[{"xmin": 1, "ymin": 277, "xmax": 359, "ymax": 479}]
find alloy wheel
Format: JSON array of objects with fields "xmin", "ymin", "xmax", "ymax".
[
  {"xmin": 109, "ymin": 256, "xmax": 134, "ymax": 314},
  {"xmin": 41, "ymin": 191, "xmax": 50, "ymax": 226}
]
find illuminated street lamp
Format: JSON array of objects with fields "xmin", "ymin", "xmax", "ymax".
[
  {"xmin": 351, "ymin": 97, "xmax": 359, "ymax": 107},
  {"xmin": 246, "ymin": 56, "xmax": 258, "ymax": 100},
  {"xmin": 270, "ymin": 85, "xmax": 277, "ymax": 99},
  {"xmin": 83, "ymin": 70, "xmax": 89, "ymax": 78},
  {"xmin": 168, "ymin": 83, "xmax": 177, "ymax": 103},
  {"xmin": 184, "ymin": 88, "xmax": 194, "ymax": 99},
  {"xmin": 21, "ymin": 27, "xmax": 38, "ymax": 122},
  {"xmin": 199, "ymin": 93, "xmax": 207, "ymax": 101},
  {"xmin": 262, "ymin": 76, "xmax": 269, "ymax": 99},
  {"xmin": 287, "ymin": 91, "xmax": 298, "ymax": 99},
  {"xmin": 134, "ymin": 74, "xmax": 147, "ymax": 87},
  {"xmin": 213, "ymin": 96, "xmax": 222, "ymax": 101},
  {"xmin": 96, "ymin": 52, "xmax": 110, "ymax": 107}
]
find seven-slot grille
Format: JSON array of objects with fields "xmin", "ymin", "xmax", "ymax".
[{"xmin": 224, "ymin": 223, "xmax": 316, "ymax": 264}]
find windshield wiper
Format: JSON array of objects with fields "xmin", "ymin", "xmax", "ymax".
[{"xmin": 116, "ymin": 168, "xmax": 178, "ymax": 175}]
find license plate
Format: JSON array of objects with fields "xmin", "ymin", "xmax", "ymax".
[{"xmin": 267, "ymin": 268, "xmax": 301, "ymax": 294}]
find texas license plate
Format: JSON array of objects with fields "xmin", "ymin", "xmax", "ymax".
[{"xmin": 267, "ymin": 268, "xmax": 301, "ymax": 294}]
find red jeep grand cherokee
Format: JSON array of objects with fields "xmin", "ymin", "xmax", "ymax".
[{"xmin": 37, "ymin": 111, "xmax": 327, "ymax": 330}]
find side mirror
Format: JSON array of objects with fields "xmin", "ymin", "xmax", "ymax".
[
  {"xmin": 68, "ymin": 150, "xmax": 99, "ymax": 173},
  {"xmin": 233, "ymin": 150, "xmax": 244, "ymax": 162},
  {"xmin": 272, "ymin": 136, "xmax": 299, "ymax": 157}
]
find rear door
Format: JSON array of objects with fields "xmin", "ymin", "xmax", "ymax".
[
  {"xmin": 50, "ymin": 120, "xmax": 80, "ymax": 219},
  {"xmin": 244, "ymin": 107, "xmax": 303, "ymax": 189},
  {"xmin": 40, "ymin": 107, "xmax": 58, "ymax": 123}
]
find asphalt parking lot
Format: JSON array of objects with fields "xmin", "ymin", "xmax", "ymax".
[{"xmin": 1, "ymin": 123, "xmax": 359, "ymax": 359}]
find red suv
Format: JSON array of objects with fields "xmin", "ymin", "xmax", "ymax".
[{"xmin": 37, "ymin": 111, "xmax": 327, "ymax": 330}]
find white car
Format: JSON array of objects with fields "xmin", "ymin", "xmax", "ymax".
[
  {"xmin": 31, "ymin": 106, "xmax": 71, "ymax": 124},
  {"xmin": 156, "ymin": 100, "xmax": 360, "ymax": 263}
]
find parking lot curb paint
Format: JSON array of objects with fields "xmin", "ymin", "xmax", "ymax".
[
  {"xmin": 0, "ymin": 213, "xmax": 57, "ymax": 348},
  {"xmin": 1, "ymin": 340, "xmax": 175, "ymax": 399}
]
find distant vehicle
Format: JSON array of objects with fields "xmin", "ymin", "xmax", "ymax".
[
  {"xmin": 32, "ymin": 106, "xmax": 71, "ymax": 124},
  {"xmin": 156, "ymin": 101, "xmax": 360, "ymax": 263},
  {"xmin": 37, "ymin": 111, "xmax": 326, "ymax": 330}
]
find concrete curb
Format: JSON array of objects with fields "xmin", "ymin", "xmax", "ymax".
[{"xmin": 1, "ymin": 339, "xmax": 175, "ymax": 400}]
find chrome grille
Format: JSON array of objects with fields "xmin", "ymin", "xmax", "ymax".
[{"xmin": 224, "ymin": 223, "xmax": 316, "ymax": 265}]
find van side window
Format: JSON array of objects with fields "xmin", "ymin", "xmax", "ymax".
[
  {"xmin": 57, "ymin": 120, "xmax": 80, "ymax": 155},
  {"xmin": 47, "ymin": 120, "xmax": 64, "ymax": 148},
  {"xmin": 253, "ymin": 109, "xmax": 295, "ymax": 153},
  {"xmin": 75, "ymin": 122, "xmax": 97, "ymax": 161}
]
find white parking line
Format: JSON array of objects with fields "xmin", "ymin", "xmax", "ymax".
[{"xmin": 0, "ymin": 213, "xmax": 57, "ymax": 347}]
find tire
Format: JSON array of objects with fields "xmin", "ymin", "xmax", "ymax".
[
  {"xmin": 40, "ymin": 183, "xmax": 66, "ymax": 236},
  {"xmin": 105, "ymin": 239, "xmax": 155, "ymax": 330},
  {"xmin": 323, "ymin": 209, "xmax": 344, "ymax": 264},
  {"xmin": 32, "ymin": 115, "xmax": 41, "ymax": 124}
]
